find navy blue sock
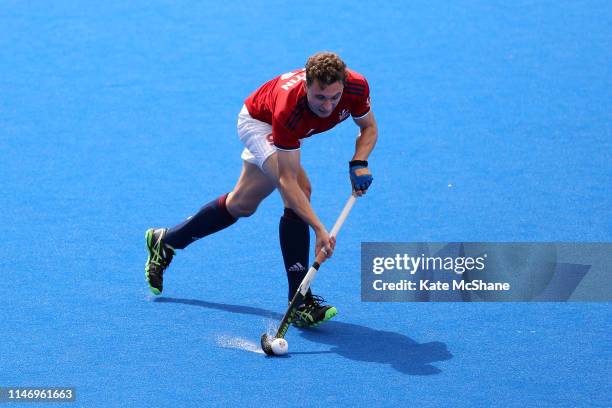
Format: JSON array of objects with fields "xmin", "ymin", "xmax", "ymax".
[
  {"xmin": 164, "ymin": 193, "xmax": 237, "ymax": 250},
  {"xmin": 279, "ymin": 208, "xmax": 311, "ymax": 301}
]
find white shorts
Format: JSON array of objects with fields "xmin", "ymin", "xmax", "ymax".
[{"xmin": 237, "ymin": 105, "xmax": 276, "ymax": 169}]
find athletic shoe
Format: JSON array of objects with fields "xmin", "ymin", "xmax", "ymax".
[
  {"xmin": 144, "ymin": 228, "xmax": 174, "ymax": 295},
  {"xmin": 292, "ymin": 294, "xmax": 337, "ymax": 327}
]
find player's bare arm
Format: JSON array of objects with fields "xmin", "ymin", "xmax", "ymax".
[
  {"xmin": 277, "ymin": 149, "xmax": 336, "ymax": 258},
  {"xmin": 350, "ymin": 111, "xmax": 378, "ymax": 196},
  {"xmin": 353, "ymin": 110, "xmax": 378, "ymax": 160}
]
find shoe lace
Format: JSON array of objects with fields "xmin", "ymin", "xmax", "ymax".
[
  {"xmin": 293, "ymin": 295, "xmax": 329, "ymax": 326},
  {"xmin": 306, "ymin": 294, "xmax": 327, "ymax": 309}
]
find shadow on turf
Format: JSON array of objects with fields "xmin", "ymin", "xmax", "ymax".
[{"xmin": 155, "ymin": 297, "xmax": 452, "ymax": 375}]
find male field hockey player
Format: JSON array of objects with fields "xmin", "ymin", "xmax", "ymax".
[{"xmin": 144, "ymin": 51, "xmax": 377, "ymax": 327}]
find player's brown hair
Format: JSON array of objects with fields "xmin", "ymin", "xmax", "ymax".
[{"xmin": 305, "ymin": 52, "xmax": 347, "ymax": 88}]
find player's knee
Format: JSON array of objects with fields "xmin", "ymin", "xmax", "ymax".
[
  {"xmin": 239, "ymin": 206, "xmax": 258, "ymax": 217},
  {"xmin": 233, "ymin": 207, "xmax": 257, "ymax": 218},
  {"xmin": 226, "ymin": 194, "xmax": 258, "ymax": 218},
  {"xmin": 230, "ymin": 202, "xmax": 258, "ymax": 218}
]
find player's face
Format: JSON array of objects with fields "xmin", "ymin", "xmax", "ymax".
[{"xmin": 306, "ymin": 80, "xmax": 344, "ymax": 118}]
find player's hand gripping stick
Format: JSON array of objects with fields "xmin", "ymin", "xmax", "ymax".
[{"xmin": 261, "ymin": 194, "xmax": 357, "ymax": 356}]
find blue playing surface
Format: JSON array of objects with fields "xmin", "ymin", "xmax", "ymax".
[{"xmin": 1, "ymin": 1, "xmax": 610, "ymax": 406}]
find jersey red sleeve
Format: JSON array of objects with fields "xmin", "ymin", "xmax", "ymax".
[{"xmin": 345, "ymin": 75, "xmax": 371, "ymax": 119}]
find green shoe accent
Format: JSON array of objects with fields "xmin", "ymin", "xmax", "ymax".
[
  {"xmin": 144, "ymin": 229, "xmax": 158, "ymax": 295},
  {"xmin": 324, "ymin": 306, "xmax": 337, "ymax": 321},
  {"xmin": 310, "ymin": 307, "xmax": 337, "ymax": 327},
  {"xmin": 143, "ymin": 228, "xmax": 174, "ymax": 296},
  {"xmin": 145, "ymin": 229, "xmax": 153, "ymax": 268},
  {"xmin": 292, "ymin": 302, "xmax": 337, "ymax": 328}
]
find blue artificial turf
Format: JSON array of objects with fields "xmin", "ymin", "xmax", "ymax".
[{"xmin": 1, "ymin": 1, "xmax": 610, "ymax": 406}]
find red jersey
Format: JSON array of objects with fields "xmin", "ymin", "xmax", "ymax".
[{"xmin": 244, "ymin": 68, "xmax": 371, "ymax": 150}]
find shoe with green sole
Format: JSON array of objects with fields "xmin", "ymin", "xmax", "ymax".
[{"xmin": 292, "ymin": 294, "xmax": 337, "ymax": 327}]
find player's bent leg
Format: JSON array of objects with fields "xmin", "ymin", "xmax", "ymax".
[
  {"xmin": 226, "ymin": 161, "xmax": 276, "ymax": 218},
  {"xmin": 271, "ymin": 158, "xmax": 312, "ymax": 297},
  {"xmin": 143, "ymin": 162, "xmax": 273, "ymax": 296},
  {"xmin": 163, "ymin": 193, "xmax": 237, "ymax": 251},
  {"xmin": 164, "ymin": 160, "xmax": 274, "ymax": 252},
  {"xmin": 272, "ymin": 162, "xmax": 312, "ymax": 206},
  {"xmin": 144, "ymin": 192, "xmax": 237, "ymax": 295},
  {"xmin": 279, "ymin": 207, "xmax": 310, "ymax": 300},
  {"xmin": 269, "ymin": 163, "xmax": 337, "ymax": 326}
]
